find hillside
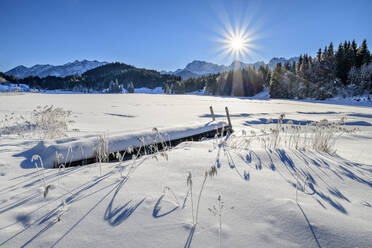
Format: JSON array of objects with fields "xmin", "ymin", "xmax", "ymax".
[
  {"xmin": 81, "ymin": 63, "xmax": 180, "ymax": 90},
  {"xmin": 1, "ymin": 63, "xmax": 181, "ymax": 92}
]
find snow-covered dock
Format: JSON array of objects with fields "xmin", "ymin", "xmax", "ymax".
[{"xmin": 38, "ymin": 121, "xmax": 232, "ymax": 168}]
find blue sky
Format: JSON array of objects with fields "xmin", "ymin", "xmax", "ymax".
[{"xmin": 1, "ymin": 0, "xmax": 372, "ymax": 72}]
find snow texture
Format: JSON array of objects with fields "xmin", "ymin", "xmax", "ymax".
[{"xmin": 0, "ymin": 93, "xmax": 371, "ymax": 248}]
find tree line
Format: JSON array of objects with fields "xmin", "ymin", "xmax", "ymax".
[
  {"xmin": 172, "ymin": 66, "xmax": 269, "ymax": 97},
  {"xmin": 270, "ymin": 39, "xmax": 371, "ymax": 98}
]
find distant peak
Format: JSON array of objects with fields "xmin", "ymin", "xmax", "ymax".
[
  {"xmin": 189, "ymin": 60, "xmax": 207, "ymax": 64},
  {"xmin": 14, "ymin": 65, "xmax": 28, "ymax": 69},
  {"xmin": 71, "ymin": 59, "xmax": 83, "ymax": 64}
]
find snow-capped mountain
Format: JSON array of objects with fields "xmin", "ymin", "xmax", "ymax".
[
  {"xmin": 163, "ymin": 58, "xmax": 296, "ymax": 79},
  {"xmin": 229, "ymin": 60, "xmax": 266, "ymax": 71},
  {"xmin": 171, "ymin": 69, "xmax": 199, "ymax": 80},
  {"xmin": 6, "ymin": 60, "xmax": 108, "ymax": 78},
  {"xmin": 161, "ymin": 60, "xmax": 229, "ymax": 79},
  {"xmin": 160, "ymin": 60, "xmax": 265, "ymax": 79},
  {"xmin": 184, "ymin": 60, "xmax": 229, "ymax": 76}
]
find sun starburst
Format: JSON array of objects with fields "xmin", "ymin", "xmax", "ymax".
[
  {"xmin": 212, "ymin": 11, "xmax": 263, "ymax": 65},
  {"xmin": 217, "ymin": 26, "xmax": 256, "ymax": 63}
]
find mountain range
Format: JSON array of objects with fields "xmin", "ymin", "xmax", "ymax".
[
  {"xmin": 5, "ymin": 60, "xmax": 107, "ymax": 78},
  {"xmin": 161, "ymin": 57, "xmax": 299, "ymax": 79},
  {"xmin": 5, "ymin": 57, "xmax": 299, "ymax": 80}
]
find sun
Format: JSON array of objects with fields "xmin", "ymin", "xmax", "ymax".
[
  {"xmin": 213, "ymin": 15, "xmax": 262, "ymax": 63},
  {"xmin": 231, "ymin": 37, "xmax": 243, "ymax": 50},
  {"xmin": 223, "ymin": 32, "xmax": 250, "ymax": 60},
  {"xmin": 214, "ymin": 26, "xmax": 257, "ymax": 62}
]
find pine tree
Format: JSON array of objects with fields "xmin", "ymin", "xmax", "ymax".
[
  {"xmin": 284, "ymin": 62, "xmax": 291, "ymax": 71},
  {"xmin": 356, "ymin": 39, "xmax": 371, "ymax": 67},
  {"xmin": 328, "ymin": 42, "xmax": 334, "ymax": 57},
  {"xmin": 308, "ymin": 56, "xmax": 313, "ymax": 68},
  {"xmin": 297, "ymin": 55, "xmax": 303, "ymax": 73},
  {"xmin": 344, "ymin": 42, "xmax": 355, "ymax": 78},
  {"xmin": 291, "ymin": 61, "xmax": 296, "ymax": 73},
  {"xmin": 300, "ymin": 55, "xmax": 309, "ymax": 74},
  {"xmin": 351, "ymin": 40, "xmax": 358, "ymax": 65},
  {"xmin": 270, "ymin": 63, "xmax": 285, "ymax": 98},
  {"xmin": 336, "ymin": 43, "xmax": 347, "ymax": 84},
  {"xmin": 322, "ymin": 46, "xmax": 328, "ymax": 60},
  {"xmin": 258, "ymin": 65, "xmax": 271, "ymax": 86},
  {"xmin": 317, "ymin": 48, "xmax": 322, "ymax": 62},
  {"xmin": 344, "ymin": 41, "xmax": 349, "ymax": 51},
  {"xmin": 303, "ymin": 54, "xmax": 309, "ymax": 65}
]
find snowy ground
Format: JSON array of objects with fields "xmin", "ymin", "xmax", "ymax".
[{"xmin": 0, "ymin": 93, "xmax": 372, "ymax": 247}]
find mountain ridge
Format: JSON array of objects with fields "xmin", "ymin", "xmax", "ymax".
[
  {"xmin": 6, "ymin": 60, "xmax": 108, "ymax": 78},
  {"xmin": 163, "ymin": 57, "xmax": 299, "ymax": 79},
  {"xmin": 6, "ymin": 57, "xmax": 299, "ymax": 80}
]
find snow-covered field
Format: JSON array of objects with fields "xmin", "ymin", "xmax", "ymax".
[{"xmin": 0, "ymin": 93, "xmax": 372, "ymax": 247}]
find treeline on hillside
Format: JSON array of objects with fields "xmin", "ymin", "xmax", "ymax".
[
  {"xmin": 173, "ymin": 74, "xmax": 220, "ymax": 94},
  {"xmin": 270, "ymin": 39, "xmax": 372, "ymax": 99},
  {"xmin": 173, "ymin": 66, "xmax": 269, "ymax": 97},
  {"xmin": 1, "ymin": 63, "xmax": 180, "ymax": 92},
  {"xmin": 171, "ymin": 39, "xmax": 371, "ymax": 99}
]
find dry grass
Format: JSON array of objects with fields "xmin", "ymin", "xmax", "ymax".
[
  {"xmin": 220, "ymin": 114, "xmax": 355, "ymax": 154},
  {"xmin": 1, "ymin": 105, "xmax": 73, "ymax": 139}
]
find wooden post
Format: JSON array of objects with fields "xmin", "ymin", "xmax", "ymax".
[
  {"xmin": 209, "ymin": 106, "xmax": 215, "ymax": 121},
  {"xmin": 225, "ymin": 106, "xmax": 232, "ymax": 127}
]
